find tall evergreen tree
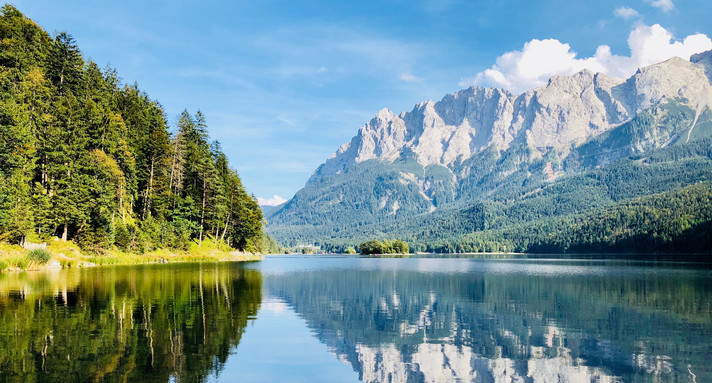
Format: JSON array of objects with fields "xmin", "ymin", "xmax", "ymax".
[
  {"xmin": 0, "ymin": 6, "xmax": 268, "ymax": 253},
  {"xmin": 47, "ymin": 31, "xmax": 83, "ymax": 93}
]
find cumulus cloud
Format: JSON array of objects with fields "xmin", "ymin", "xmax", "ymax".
[
  {"xmin": 614, "ymin": 7, "xmax": 640, "ymax": 20},
  {"xmin": 257, "ymin": 195, "xmax": 288, "ymax": 206},
  {"xmin": 465, "ymin": 24, "xmax": 712, "ymax": 94},
  {"xmin": 646, "ymin": 0, "xmax": 674, "ymax": 12}
]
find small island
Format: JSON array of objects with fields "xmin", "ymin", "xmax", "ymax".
[{"xmin": 358, "ymin": 239, "xmax": 409, "ymax": 255}]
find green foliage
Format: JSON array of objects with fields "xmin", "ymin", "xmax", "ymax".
[
  {"xmin": 10, "ymin": 256, "xmax": 27, "ymax": 269},
  {"xmin": 424, "ymin": 183, "xmax": 712, "ymax": 254},
  {"xmin": 390, "ymin": 239, "xmax": 409, "ymax": 254},
  {"xmin": 113, "ymin": 222, "xmax": 131, "ymax": 251},
  {"xmin": 358, "ymin": 239, "xmax": 409, "ymax": 254},
  {"xmin": 270, "ymin": 127, "xmax": 712, "ymax": 254},
  {"xmin": 0, "ymin": 6, "xmax": 266, "ymax": 254},
  {"xmin": 259, "ymin": 233, "xmax": 283, "ymax": 254},
  {"xmin": 26, "ymin": 248, "xmax": 50, "ymax": 263}
]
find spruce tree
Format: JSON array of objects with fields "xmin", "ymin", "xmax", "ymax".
[{"xmin": 0, "ymin": 6, "xmax": 268, "ymax": 252}]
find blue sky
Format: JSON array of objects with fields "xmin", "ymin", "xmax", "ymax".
[{"xmin": 11, "ymin": 0, "xmax": 712, "ymax": 204}]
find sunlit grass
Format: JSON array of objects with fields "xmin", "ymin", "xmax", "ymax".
[{"xmin": 0, "ymin": 238, "xmax": 261, "ymax": 272}]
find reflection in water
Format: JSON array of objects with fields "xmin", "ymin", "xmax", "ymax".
[
  {"xmin": 0, "ymin": 257, "xmax": 710, "ymax": 382},
  {"xmin": 0, "ymin": 263, "xmax": 261, "ymax": 382},
  {"xmin": 264, "ymin": 258, "xmax": 712, "ymax": 382}
]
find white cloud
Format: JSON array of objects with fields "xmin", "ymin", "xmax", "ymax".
[
  {"xmin": 257, "ymin": 195, "xmax": 288, "ymax": 206},
  {"xmin": 466, "ymin": 24, "xmax": 712, "ymax": 94},
  {"xmin": 646, "ymin": 0, "xmax": 674, "ymax": 12},
  {"xmin": 614, "ymin": 7, "xmax": 640, "ymax": 20},
  {"xmin": 399, "ymin": 72, "xmax": 423, "ymax": 83}
]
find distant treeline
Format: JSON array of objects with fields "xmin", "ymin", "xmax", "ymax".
[
  {"xmin": 427, "ymin": 183, "xmax": 712, "ymax": 254},
  {"xmin": 299, "ymin": 138, "xmax": 712, "ymax": 255},
  {"xmin": 0, "ymin": 6, "xmax": 270, "ymax": 253},
  {"xmin": 316, "ymin": 182, "xmax": 712, "ymax": 255}
]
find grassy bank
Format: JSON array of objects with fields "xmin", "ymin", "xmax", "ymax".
[{"xmin": 0, "ymin": 240, "xmax": 262, "ymax": 272}]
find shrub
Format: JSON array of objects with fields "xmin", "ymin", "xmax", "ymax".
[
  {"xmin": 171, "ymin": 219, "xmax": 193, "ymax": 251},
  {"xmin": 27, "ymin": 249, "xmax": 51, "ymax": 263},
  {"xmin": 115, "ymin": 223, "xmax": 130, "ymax": 251},
  {"xmin": 12, "ymin": 257, "xmax": 28, "ymax": 269}
]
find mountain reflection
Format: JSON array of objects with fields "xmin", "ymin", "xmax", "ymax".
[
  {"xmin": 0, "ymin": 263, "xmax": 261, "ymax": 382},
  {"xmin": 265, "ymin": 260, "xmax": 712, "ymax": 382}
]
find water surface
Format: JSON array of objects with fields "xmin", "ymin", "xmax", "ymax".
[{"xmin": 1, "ymin": 256, "xmax": 711, "ymax": 382}]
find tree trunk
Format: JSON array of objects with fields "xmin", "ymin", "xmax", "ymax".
[
  {"xmin": 169, "ymin": 135, "xmax": 183, "ymax": 194},
  {"xmin": 220, "ymin": 189, "xmax": 234, "ymax": 242},
  {"xmin": 75, "ymin": 220, "xmax": 86, "ymax": 237},
  {"xmin": 199, "ymin": 176, "xmax": 207, "ymax": 245},
  {"xmin": 61, "ymin": 223, "xmax": 68, "ymax": 241},
  {"xmin": 41, "ymin": 156, "xmax": 47, "ymax": 190},
  {"xmin": 121, "ymin": 190, "xmax": 126, "ymax": 224},
  {"xmin": 142, "ymin": 157, "xmax": 155, "ymax": 220},
  {"xmin": 220, "ymin": 213, "xmax": 230, "ymax": 242}
]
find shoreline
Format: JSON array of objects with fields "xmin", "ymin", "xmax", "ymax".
[
  {"xmin": 0, "ymin": 241, "xmax": 263, "ymax": 273},
  {"xmin": 278, "ymin": 251, "xmax": 711, "ymax": 262}
]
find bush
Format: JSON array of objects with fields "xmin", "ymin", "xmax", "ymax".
[
  {"xmin": 115, "ymin": 223, "xmax": 130, "ymax": 251},
  {"xmin": 12, "ymin": 257, "xmax": 28, "ymax": 269},
  {"xmin": 172, "ymin": 219, "xmax": 193, "ymax": 251},
  {"xmin": 27, "ymin": 248, "xmax": 51, "ymax": 263}
]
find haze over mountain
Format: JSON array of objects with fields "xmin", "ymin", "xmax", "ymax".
[{"xmin": 266, "ymin": 50, "xmax": 712, "ymax": 252}]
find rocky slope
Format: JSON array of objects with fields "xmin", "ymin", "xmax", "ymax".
[
  {"xmin": 311, "ymin": 53, "xmax": 711, "ymax": 183},
  {"xmin": 268, "ymin": 51, "xmax": 712, "ymax": 246}
]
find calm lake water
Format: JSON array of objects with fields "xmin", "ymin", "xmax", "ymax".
[{"xmin": 0, "ymin": 256, "xmax": 711, "ymax": 382}]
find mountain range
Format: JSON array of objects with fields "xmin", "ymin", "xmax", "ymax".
[{"xmin": 266, "ymin": 51, "xmax": 712, "ymax": 253}]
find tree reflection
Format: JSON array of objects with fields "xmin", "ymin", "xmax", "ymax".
[{"xmin": 0, "ymin": 263, "xmax": 261, "ymax": 382}]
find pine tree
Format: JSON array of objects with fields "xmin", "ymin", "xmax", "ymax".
[
  {"xmin": 47, "ymin": 32, "xmax": 83, "ymax": 93},
  {"xmin": 0, "ymin": 6, "xmax": 267, "ymax": 253}
]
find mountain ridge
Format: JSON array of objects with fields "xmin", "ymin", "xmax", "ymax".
[
  {"xmin": 268, "ymin": 50, "xmax": 712, "ymax": 250},
  {"xmin": 309, "ymin": 52, "xmax": 711, "ymax": 186}
]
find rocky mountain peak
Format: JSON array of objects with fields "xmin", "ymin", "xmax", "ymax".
[
  {"xmin": 309, "ymin": 54, "xmax": 711, "ymax": 183},
  {"xmin": 546, "ymin": 68, "xmax": 597, "ymax": 90},
  {"xmin": 627, "ymin": 56, "xmax": 710, "ymax": 112},
  {"xmin": 272, "ymin": 51, "xmax": 712, "ymax": 252},
  {"xmin": 372, "ymin": 108, "xmax": 395, "ymax": 124},
  {"xmin": 691, "ymin": 49, "xmax": 712, "ymax": 82}
]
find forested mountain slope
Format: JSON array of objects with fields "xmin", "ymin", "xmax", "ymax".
[
  {"xmin": 0, "ymin": 6, "xmax": 267, "ymax": 253},
  {"xmin": 268, "ymin": 48, "xmax": 712, "ymax": 254}
]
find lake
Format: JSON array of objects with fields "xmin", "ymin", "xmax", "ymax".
[{"xmin": 0, "ymin": 255, "xmax": 711, "ymax": 382}]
